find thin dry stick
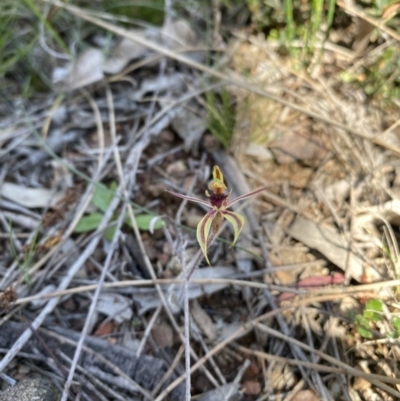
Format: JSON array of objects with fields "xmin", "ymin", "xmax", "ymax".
[
  {"xmin": 223, "ymin": 359, "xmax": 250, "ymax": 401},
  {"xmin": 82, "ymin": 89, "xmax": 105, "ymax": 167},
  {"xmin": 233, "ymin": 344, "xmax": 345, "ymax": 375},
  {"xmin": 15, "ymin": 276, "xmax": 399, "ymax": 307},
  {"xmin": 151, "ymin": 345, "xmax": 185, "ymax": 397},
  {"xmin": 177, "ymin": 230, "xmax": 236, "ymax": 395},
  {"xmin": 212, "ymin": 0, "xmax": 223, "ymax": 48},
  {"xmin": 183, "ymin": 271, "xmax": 190, "ymax": 401},
  {"xmin": 136, "ymin": 305, "xmax": 162, "ymax": 358},
  {"xmin": 171, "ymin": 162, "xmax": 204, "ymax": 401}
]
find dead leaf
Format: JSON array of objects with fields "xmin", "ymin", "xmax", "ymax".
[
  {"xmin": 161, "ymin": 19, "xmax": 198, "ymax": 49},
  {"xmin": 96, "ymin": 293, "xmax": 132, "ymax": 323},
  {"xmin": 382, "ymin": 3, "xmax": 400, "ymax": 21},
  {"xmin": 353, "ymin": 377, "xmax": 371, "ymax": 391},
  {"xmin": 151, "ymin": 323, "xmax": 174, "ymax": 348},
  {"xmin": 135, "ymin": 75, "xmax": 183, "ymax": 101},
  {"xmin": 53, "ymin": 48, "xmax": 105, "ymax": 91},
  {"xmin": 191, "ymin": 300, "xmax": 217, "ymax": 341},
  {"xmin": 270, "ymin": 364, "xmax": 296, "ymax": 390},
  {"xmin": 170, "ymin": 107, "xmax": 207, "ymax": 152},
  {"xmin": 30, "ymin": 285, "xmax": 57, "ymax": 309},
  {"xmin": 166, "ymin": 160, "xmax": 186, "ymax": 176},
  {"xmin": 353, "ymin": 199, "xmax": 400, "ymax": 243},
  {"xmin": 269, "ymin": 130, "xmax": 327, "ymax": 165},
  {"xmin": 193, "ymin": 383, "xmax": 240, "ymax": 401},
  {"xmin": 292, "ymin": 390, "xmax": 321, "ymax": 401},
  {"xmin": 0, "ymin": 182, "xmax": 63, "ymax": 208},
  {"xmin": 245, "ymin": 143, "xmax": 274, "ymax": 160},
  {"xmin": 242, "ymin": 381, "xmax": 261, "ymax": 396},
  {"xmin": 102, "ymin": 31, "xmax": 148, "ymax": 74},
  {"xmin": 324, "ymin": 179, "xmax": 351, "ymax": 202},
  {"xmin": 94, "ymin": 320, "xmax": 115, "ymax": 337},
  {"xmin": 288, "ymin": 216, "xmax": 380, "ymax": 282}
]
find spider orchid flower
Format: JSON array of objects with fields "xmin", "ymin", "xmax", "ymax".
[{"xmin": 167, "ymin": 165, "xmax": 267, "ymax": 265}]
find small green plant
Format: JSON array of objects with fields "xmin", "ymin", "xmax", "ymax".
[
  {"xmin": 74, "ymin": 182, "xmax": 164, "ymax": 241},
  {"xmin": 205, "ymin": 88, "xmax": 235, "ymax": 150},
  {"xmin": 338, "ymin": 47, "xmax": 400, "ymax": 102},
  {"xmin": 246, "ymin": 0, "xmax": 335, "ymax": 65},
  {"xmin": 387, "ymin": 317, "xmax": 400, "ymax": 339},
  {"xmin": 102, "ymin": 0, "xmax": 165, "ymax": 25},
  {"xmin": 0, "ymin": 0, "xmax": 72, "ymax": 98},
  {"xmin": 352, "ymin": 299, "xmax": 400, "ymax": 339},
  {"xmin": 354, "ymin": 299, "xmax": 383, "ymax": 339}
]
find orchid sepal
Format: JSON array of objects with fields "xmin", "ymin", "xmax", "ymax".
[
  {"xmin": 196, "ymin": 209, "xmax": 217, "ymax": 265},
  {"xmin": 226, "ymin": 186, "xmax": 269, "ymax": 208},
  {"xmin": 165, "ymin": 190, "xmax": 211, "ymax": 208},
  {"xmin": 220, "ymin": 210, "xmax": 245, "ymax": 248}
]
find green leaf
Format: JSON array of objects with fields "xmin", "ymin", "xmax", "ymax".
[
  {"xmin": 366, "ymin": 299, "xmax": 383, "ymax": 312},
  {"xmin": 392, "ymin": 317, "xmax": 400, "ymax": 331},
  {"xmin": 74, "ymin": 213, "xmax": 103, "ymax": 233},
  {"xmin": 386, "ymin": 330, "xmax": 399, "ymax": 339},
  {"xmin": 355, "ymin": 314, "xmax": 370, "ymax": 328},
  {"xmin": 363, "ymin": 299, "xmax": 383, "ymax": 323},
  {"xmin": 105, "ymin": 226, "xmax": 116, "ymax": 242},
  {"xmin": 124, "ymin": 214, "xmax": 164, "ymax": 231},
  {"xmin": 93, "ymin": 182, "xmax": 117, "ymax": 213},
  {"xmin": 356, "ymin": 325, "xmax": 373, "ymax": 339},
  {"xmin": 338, "ymin": 71, "xmax": 356, "ymax": 83},
  {"xmin": 136, "ymin": 214, "xmax": 164, "ymax": 231}
]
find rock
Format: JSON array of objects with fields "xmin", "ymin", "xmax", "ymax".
[{"xmin": 0, "ymin": 377, "xmax": 59, "ymax": 401}]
